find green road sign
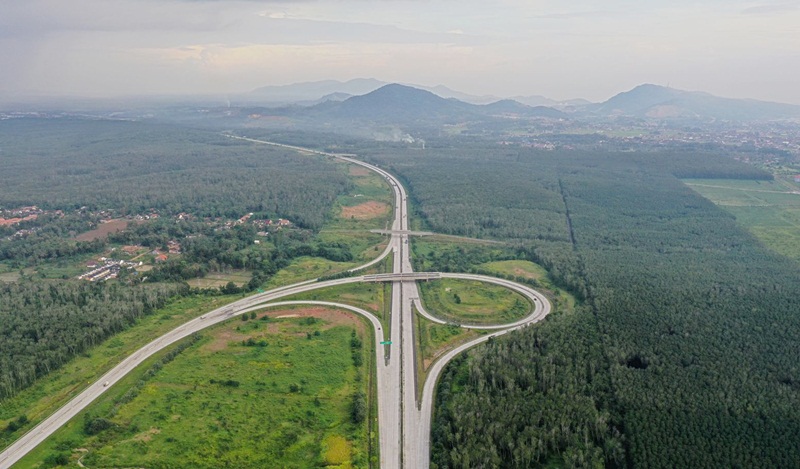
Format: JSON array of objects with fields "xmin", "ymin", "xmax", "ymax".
[
  {"xmin": 257, "ymin": 289, "xmax": 264, "ymax": 293},
  {"xmin": 380, "ymin": 341, "xmax": 392, "ymax": 345}
]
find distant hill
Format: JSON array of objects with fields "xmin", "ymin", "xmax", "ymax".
[
  {"xmin": 313, "ymin": 84, "xmax": 565, "ymax": 122},
  {"xmin": 480, "ymin": 99, "xmax": 567, "ymax": 118},
  {"xmin": 595, "ymin": 84, "xmax": 800, "ymax": 121},
  {"xmin": 318, "ymin": 84, "xmax": 471, "ymax": 121},
  {"xmin": 246, "ymin": 77, "xmax": 580, "ymax": 109}
]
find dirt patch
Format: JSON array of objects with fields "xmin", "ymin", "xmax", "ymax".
[
  {"xmin": 275, "ymin": 314, "xmax": 300, "ymax": 318},
  {"xmin": 0, "ymin": 215, "xmax": 37, "ymax": 226},
  {"xmin": 348, "ymin": 166, "xmax": 372, "ymax": 177},
  {"xmin": 341, "ymin": 201, "xmax": 390, "ymax": 220},
  {"xmin": 270, "ymin": 307, "xmax": 367, "ymax": 335},
  {"xmin": 205, "ymin": 329, "xmax": 251, "ymax": 352},
  {"xmin": 75, "ymin": 219, "xmax": 131, "ymax": 241}
]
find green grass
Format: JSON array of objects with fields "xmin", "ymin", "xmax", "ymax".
[
  {"xmin": 318, "ymin": 231, "xmax": 389, "ymax": 263},
  {"xmin": 187, "ymin": 269, "xmax": 253, "ymax": 289},
  {"xmin": 685, "ymin": 178, "xmax": 800, "ymax": 261},
  {"xmin": 414, "ymin": 312, "xmax": 478, "ymax": 371},
  {"xmin": 479, "ymin": 259, "xmax": 577, "ymax": 314},
  {"xmin": 18, "ymin": 308, "xmax": 375, "ymax": 468},
  {"xmin": 481, "ymin": 259, "xmax": 548, "ymax": 281},
  {"xmin": 266, "ymin": 257, "xmax": 355, "ymax": 287},
  {"xmin": 281, "ymin": 282, "xmax": 391, "ymax": 334},
  {"xmin": 417, "ymin": 278, "xmax": 531, "ymax": 326},
  {"xmin": 413, "ymin": 310, "xmax": 483, "ymax": 400},
  {"xmin": 0, "ymin": 294, "xmax": 242, "ymax": 450}
]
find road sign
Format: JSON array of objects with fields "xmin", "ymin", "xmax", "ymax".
[{"xmin": 380, "ymin": 341, "xmax": 392, "ymax": 345}]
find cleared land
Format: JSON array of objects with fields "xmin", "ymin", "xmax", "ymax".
[
  {"xmin": 329, "ymin": 162, "xmax": 394, "ymax": 232},
  {"xmin": 0, "ymin": 272, "xmax": 20, "ymax": 283},
  {"xmin": 74, "ymin": 219, "xmax": 131, "ymax": 241},
  {"xmin": 281, "ymin": 281, "xmax": 391, "ymax": 330},
  {"xmin": 685, "ymin": 178, "xmax": 800, "ymax": 261},
  {"xmin": 187, "ymin": 270, "xmax": 253, "ymax": 289},
  {"xmin": 418, "ymin": 278, "xmax": 531, "ymax": 326},
  {"xmin": 17, "ymin": 307, "xmax": 375, "ymax": 469},
  {"xmin": 341, "ymin": 201, "xmax": 390, "ymax": 220}
]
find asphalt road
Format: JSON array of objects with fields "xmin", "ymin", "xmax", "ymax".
[{"xmin": 0, "ymin": 138, "xmax": 553, "ymax": 469}]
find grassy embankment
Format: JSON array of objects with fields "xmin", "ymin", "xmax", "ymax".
[
  {"xmin": 18, "ymin": 306, "xmax": 376, "ymax": 468},
  {"xmin": 684, "ymin": 177, "xmax": 800, "ymax": 261}
]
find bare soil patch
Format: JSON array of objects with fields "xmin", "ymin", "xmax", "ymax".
[
  {"xmin": 75, "ymin": 219, "xmax": 130, "ymax": 241},
  {"xmin": 348, "ymin": 166, "xmax": 372, "ymax": 177},
  {"xmin": 341, "ymin": 201, "xmax": 389, "ymax": 220},
  {"xmin": 271, "ymin": 307, "xmax": 367, "ymax": 335},
  {"xmin": 204, "ymin": 329, "xmax": 251, "ymax": 352}
]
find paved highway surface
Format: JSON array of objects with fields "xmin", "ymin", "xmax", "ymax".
[{"xmin": 0, "ymin": 137, "xmax": 552, "ymax": 469}]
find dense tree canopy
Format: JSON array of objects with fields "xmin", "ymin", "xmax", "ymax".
[{"xmin": 369, "ymin": 145, "xmax": 800, "ymax": 467}]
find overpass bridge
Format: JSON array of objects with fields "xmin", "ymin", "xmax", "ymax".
[
  {"xmin": 370, "ymin": 229, "xmax": 435, "ymax": 236},
  {"xmin": 362, "ymin": 272, "xmax": 442, "ymax": 282}
]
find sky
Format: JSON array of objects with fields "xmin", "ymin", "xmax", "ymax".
[{"xmin": 1, "ymin": 0, "xmax": 799, "ymax": 104}]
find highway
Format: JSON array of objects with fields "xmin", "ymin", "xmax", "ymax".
[{"xmin": 0, "ymin": 137, "xmax": 552, "ymax": 469}]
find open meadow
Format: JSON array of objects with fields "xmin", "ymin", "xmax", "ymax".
[
  {"xmin": 17, "ymin": 306, "xmax": 376, "ymax": 469},
  {"xmin": 684, "ymin": 177, "xmax": 800, "ymax": 260}
]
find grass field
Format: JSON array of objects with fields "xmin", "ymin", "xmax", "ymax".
[
  {"xmin": 0, "ymin": 271, "xmax": 20, "ymax": 283},
  {"xmin": 266, "ymin": 257, "xmax": 355, "ymax": 288},
  {"xmin": 318, "ymin": 231, "xmax": 389, "ymax": 264},
  {"xmin": 413, "ymin": 311, "xmax": 482, "ymax": 393},
  {"xmin": 18, "ymin": 306, "xmax": 376, "ymax": 469},
  {"xmin": 479, "ymin": 259, "xmax": 577, "ymax": 314},
  {"xmin": 0, "ymin": 294, "xmax": 242, "ymax": 451},
  {"xmin": 187, "ymin": 269, "xmax": 253, "ymax": 289},
  {"xmin": 685, "ymin": 178, "xmax": 800, "ymax": 261},
  {"xmin": 281, "ymin": 282, "xmax": 391, "ymax": 332},
  {"xmin": 417, "ymin": 278, "xmax": 531, "ymax": 326}
]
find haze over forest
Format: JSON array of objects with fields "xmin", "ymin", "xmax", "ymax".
[{"xmin": 1, "ymin": 0, "xmax": 799, "ymax": 105}]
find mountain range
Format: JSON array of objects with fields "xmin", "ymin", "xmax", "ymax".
[
  {"xmin": 244, "ymin": 80, "xmax": 800, "ymax": 124},
  {"xmin": 246, "ymin": 78, "xmax": 580, "ymax": 108},
  {"xmin": 310, "ymin": 84, "xmax": 566, "ymax": 122}
]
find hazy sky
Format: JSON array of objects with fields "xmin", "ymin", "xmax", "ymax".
[{"xmin": 1, "ymin": 0, "xmax": 799, "ymax": 103}]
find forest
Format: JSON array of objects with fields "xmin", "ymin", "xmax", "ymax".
[
  {"xmin": 365, "ymin": 145, "xmax": 800, "ymax": 467},
  {"xmin": 0, "ymin": 280, "xmax": 181, "ymax": 400},
  {"xmin": 0, "ymin": 119, "xmax": 353, "ymax": 405}
]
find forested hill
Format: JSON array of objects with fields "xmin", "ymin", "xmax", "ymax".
[{"xmin": 368, "ymin": 147, "xmax": 800, "ymax": 467}]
